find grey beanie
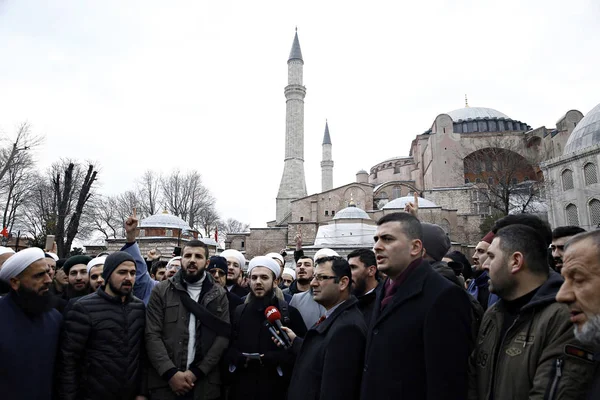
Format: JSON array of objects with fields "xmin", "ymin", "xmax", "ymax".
[
  {"xmin": 421, "ymin": 223, "xmax": 451, "ymax": 262},
  {"xmin": 102, "ymin": 251, "xmax": 135, "ymax": 281}
]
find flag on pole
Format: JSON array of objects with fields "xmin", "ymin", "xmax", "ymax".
[
  {"xmin": 1, "ymin": 227, "xmax": 8, "ymax": 238},
  {"xmin": 214, "ymin": 226, "xmax": 218, "ymax": 242}
]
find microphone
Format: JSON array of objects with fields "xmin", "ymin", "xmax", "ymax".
[
  {"xmin": 265, "ymin": 306, "xmax": 292, "ymax": 348},
  {"xmin": 264, "ymin": 320, "xmax": 288, "ymax": 349}
]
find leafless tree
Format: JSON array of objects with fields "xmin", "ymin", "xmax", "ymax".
[
  {"xmin": 161, "ymin": 170, "xmax": 214, "ymax": 229},
  {"xmin": 0, "ymin": 122, "xmax": 43, "ymax": 183},
  {"xmin": 217, "ymin": 217, "xmax": 250, "ymax": 242},
  {"xmin": 137, "ymin": 170, "xmax": 161, "ymax": 217},
  {"xmin": 197, "ymin": 204, "xmax": 220, "ymax": 238}
]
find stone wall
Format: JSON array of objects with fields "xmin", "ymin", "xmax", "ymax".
[{"xmin": 245, "ymin": 227, "xmax": 289, "ymax": 259}]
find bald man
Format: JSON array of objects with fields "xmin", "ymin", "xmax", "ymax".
[{"xmin": 0, "ymin": 247, "xmax": 63, "ymax": 400}]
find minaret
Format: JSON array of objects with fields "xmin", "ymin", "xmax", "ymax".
[
  {"xmin": 276, "ymin": 30, "xmax": 308, "ymax": 224},
  {"xmin": 321, "ymin": 120, "xmax": 334, "ymax": 192}
]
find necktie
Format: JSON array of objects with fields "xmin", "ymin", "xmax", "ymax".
[{"xmin": 315, "ymin": 315, "xmax": 326, "ymax": 326}]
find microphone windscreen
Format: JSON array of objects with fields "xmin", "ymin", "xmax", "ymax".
[{"xmin": 265, "ymin": 306, "xmax": 282, "ymax": 324}]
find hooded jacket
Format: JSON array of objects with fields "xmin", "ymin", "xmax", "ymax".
[{"xmin": 468, "ymin": 271, "xmax": 596, "ymax": 400}]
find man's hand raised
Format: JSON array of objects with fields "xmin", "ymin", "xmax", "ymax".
[{"xmin": 125, "ymin": 208, "xmax": 139, "ymax": 243}]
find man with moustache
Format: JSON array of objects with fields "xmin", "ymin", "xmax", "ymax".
[
  {"xmin": 226, "ymin": 256, "xmax": 306, "ymax": 400},
  {"xmin": 283, "ymin": 255, "xmax": 314, "ymax": 296},
  {"xmin": 151, "ymin": 260, "xmax": 168, "ymax": 281},
  {"xmin": 467, "ymin": 232, "xmax": 498, "ymax": 311},
  {"xmin": 221, "ymin": 249, "xmax": 249, "ymax": 297},
  {"xmin": 57, "ymin": 255, "xmax": 93, "ymax": 313},
  {"xmin": 87, "ymin": 256, "xmax": 106, "ymax": 292},
  {"xmin": 347, "ymin": 248, "xmax": 380, "ymax": 325},
  {"xmin": 551, "ymin": 226, "xmax": 586, "ymax": 273},
  {"xmin": 0, "ymin": 247, "xmax": 62, "ymax": 400},
  {"xmin": 556, "ymin": 230, "xmax": 600, "ymax": 399},
  {"xmin": 208, "ymin": 255, "xmax": 243, "ymax": 323},
  {"xmin": 146, "ymin": 240, "xmax": 230, "ymax": 399},
  {"xmin": 58, "ymin": 251, "xmax": 146, "ymax": 400},
  {"xmin": 165, "ymin": 256, "xmax": 182, "ymax": 279}
]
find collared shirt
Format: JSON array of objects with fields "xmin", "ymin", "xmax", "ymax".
[
  {"xmin": 325, "ymin": 300, "xmax": 347, "ymax": 319},
  {"xmin": 381, "ymin": 258, "xmax": 422, "ymax": 310}
]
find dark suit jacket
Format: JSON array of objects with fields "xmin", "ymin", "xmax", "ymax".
[
  {"xmin": 360, "ymin": 260, "xmax": 473, "ymax": 400},
  {"xmin": 288, "ymin": 297, "xmax": 367, "ymax": 400}
]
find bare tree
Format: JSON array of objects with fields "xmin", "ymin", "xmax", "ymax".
[
  {"xmin": 217, "ymin": 217, "xmax": 250, "ymax": 243},
  {"xmin": 197, "ymin": 204, "xmax": 220, "ymax": 238},
  {"xmin": 0, "ymin": 151, "xmax": 37, "ymax": 232},
  {"xmin": 0, "ymin": 122, "xmax": 43, "ymax": 183},
  {"xmin": 161, "ymin": 170, "xmax": 214, "ymax": 229},
  {"xmin": 89, "ymin": 196, "xmax": 122, "ymax": 240},
  {"xmin": 137, "ymin": 170, "xmax": 161, "ymax": 217}
]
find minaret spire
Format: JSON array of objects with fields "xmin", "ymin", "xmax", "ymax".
[
  {"xmin": 465, "ymin": 94, "xmax": 469, "ymax": 108},
  {"xmin": 321, "ymin": 120, "xmax": 334, "ymax": 192},
  {"xmin": 276, "ymin": 30, "xmax": 308, "ymax": 224}
]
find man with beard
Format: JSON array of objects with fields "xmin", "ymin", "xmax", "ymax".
[
  {"xmin": 283, "ymin": 255, "xmax": 314, "ymax": 296},
  {"xmin": 467, "ymin": 232, "xmax": 498, "ymax": 311},
  {"xmin": 221, "ymin": 249, "xmax": 249, "ymax": 297},
  {"xmin": 0, "ymin": 247, "xmax": 62, "ymax": 400},
  {"xmin": 146, "ymin": 240, "xmax": 230, "ymax": 399},
  {"xmin": 226, "ymin": 256, "xmax": 306, "ymax": 400},
  {"xmin": 289, "ymin": 250, "xmax": 329, "ymax": 328},
  {"xmin": 87, "ymin": 256, "xmax": 106, "ymax": 292},
  {"xmin": 347, "ymin": 248, "xmax": 380, "ymax": 325},
  {"xmin": 151, "ymin": 260, "xmax": 168, "ymax": 281},
  {"xmin": 58, "ymin": 251, "xmax": 146, "ymax": 400},
  {"xmin": 165, "ymin": 256, "xmax": 182, "ymax": 279},
  {"xmin": 551, "ymin": 226, "xmax": 586, "ymax": 273},
  {"xmin": 208, "ymin": 255, "xmax": 243, "ymax": 323},
  {"xmin": 59, "ymin": 255, "xmax": 93, "ymax": 313},
  {"xmin": 468, "ymin": 224, "xmax": 595, "ymax": 400},
  {"xmin": 556, "ymin": 230, "xmax": 600, "ymax": 399}
]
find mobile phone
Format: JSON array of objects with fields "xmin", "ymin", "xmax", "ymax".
[{"xmin": 173, "ymin": 246, "xmax": 182, "ymax": 257}]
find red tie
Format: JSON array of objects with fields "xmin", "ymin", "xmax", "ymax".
[{"xmin": 315, "ymin": 315, "xmax": 326, "ymax": 326}]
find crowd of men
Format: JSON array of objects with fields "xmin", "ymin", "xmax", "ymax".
[{"xmin": 1, "ymin": 208, "xmax": 600, "ymax": 399}]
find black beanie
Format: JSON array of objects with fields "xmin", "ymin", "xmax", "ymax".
[
  {"xmin": 63, "ymin": 255, "xmax": 93, "ymax": 274},
  {"xmin": 102, "ymin": 251, "xmax": 135, "ymax": 282},
  {"xmin": 421, "ymin": 223, "xmax": 451, "ymax": 262},
  {"xmin": 208, "ymin": 256, "xmax": 228, "ymax": 275}
]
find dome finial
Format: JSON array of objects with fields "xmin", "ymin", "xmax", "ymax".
[
  {"xmin": 465, "ymin": 94, "xmax": 469, "ymax": 108},
  {"xmin": 348, "ymin": 192, "xmax": 356, "ymax": 207}
]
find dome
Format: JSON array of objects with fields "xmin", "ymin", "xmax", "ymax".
[
  {"xmin": 446, "ymin": 107, "xmax": 510, "ymax": 122},
  {"xmin": 383, "ymin": 196, "xmax": 438, "ymax": 210},
  {"xmin": 140, "ymin": 212, "xmax": 192, "ymax": 230},
  {"xmin": 564, "ymin": 102, "xmax": 600, "ymax": 155},
  {"xmin": 356, "ymin": 169, "xmax": 368, "ymax": 175},
  {"xmin": 333, "ymin": 205, "xmax": 370, "ymax": 220}
]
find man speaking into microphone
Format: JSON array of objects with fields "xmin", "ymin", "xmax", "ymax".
[
  {"xmin": 225, "ymin": 256, "xmax": 306, "ymax": 400},
  {"xmin": 279, "ymin": 256, "xmax": 367, "ymax": 400}
]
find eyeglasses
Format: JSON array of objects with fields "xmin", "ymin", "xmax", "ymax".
[
  {"xmin": 312, "ymin": 274, "xmax": 337, "ymax": 282},
  {"xmin": 209, "ymin": 269, "xmax": 226, "ymax": 277}
]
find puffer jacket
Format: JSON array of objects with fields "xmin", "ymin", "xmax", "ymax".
[
  {"xmin": 468, "ymin": 271, "xmax": 596, "ymax": 400},
  {"xmin": 145, "ymin": 271, "xmax": 230, "ymax": 400},
  {"xmin": 57, "ymin": 287, "xmax": 146, "ymax": 400}
]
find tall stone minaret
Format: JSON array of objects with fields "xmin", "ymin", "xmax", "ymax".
[
  {"xmin": 276, "ymin": 29, "xmax": 307, "ymax": 224},
  {"xmin": 321, "ymin": 120, "xmax": 333, "ymax": 192}
]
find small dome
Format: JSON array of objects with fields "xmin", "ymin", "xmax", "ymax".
[
  {"xmin": 140, "ymin": 212, "xmax": 192, "ymax": 230},
  {"xmin": 356, "ymin": 169, "xmax": 368, "ymax": 175},
  {"xmin": 383, "ymin": 196, "xmax": 438, "ymax": 209},
  {"xmin": 564, "ymin": 102, "xmax": 600, "ymax": 155},
  {"xmin": 446, "ymin": 107, "xmax": 510, "ymax": 122},
  {"xmin": 333, "ymin": 205, "xmax": 370, "ymax": 220}
]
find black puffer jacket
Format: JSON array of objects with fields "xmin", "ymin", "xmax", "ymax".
[{"xmin": 57, "ymin": 287, "xmax": 146, "ymax": 400}]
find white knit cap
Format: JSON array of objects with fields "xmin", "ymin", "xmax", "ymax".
[
  {"xmin": 248, "ymin": 256, "xmax": 281, "ymax": 279},
  {"xmin": 87, "ymin": 256, "xmax": 106, "ymax": 273},
  {"xmin": 220, "ymin": 249, "xmax": 246, "ymax": 270},
  {"xmin": 45, "ymin": 252, "xmax": 59, "ymax": 261},
  {"xmin": 166, "ymin": 256, "xmax": 182, "ymax": 269},
  {"xmin": 314, "ymin": 248, "xmax": 339, "ymax": 262},
  {"xmin": 0, "ymin": 246, "xmax": 15, "ymax": 256},
  {"xmin": 282, "ymin": 267, "xmax": 296, "ymax": 280},
  {"xmin": 265, "ymin": 252, "xmax": 284, "ymax": 265},
  {"xmin": 0, "ymin": 247, "xmax": 45, "ymax": 282}
]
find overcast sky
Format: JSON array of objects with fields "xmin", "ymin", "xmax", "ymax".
[{"xmin": 1, "ymin": 0, "xmax": 599, "ymax": 228}]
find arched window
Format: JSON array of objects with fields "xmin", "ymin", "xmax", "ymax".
[
  {"xmin": 589, "ymin": 199, "xmax": 600, "ymax": 227},
  {"xmin": 566, "ymin": 203, "xmax": 579, "ymax": 226},
  {"xmin": 562, "ymin": 169, "xmax": 574, "ymax": 190},
  {"xmin": 584, "ymin": 163, "xmax": 598, "ymax": 185}
]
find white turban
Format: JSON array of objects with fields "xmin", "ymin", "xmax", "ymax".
[
  {"xmin": 314, "ymin": 248, "xmax": 339, "ymax": 262},
  {"xmin": 0, "ymin": 247, "xmax": 45, "ymax": 282},
  {"xmin": 167, "ymin": 256, "xmax": 182, "ymax": 269},
  {"xmin": 282, "ymin": 267, "xmax": 296, "ymax": 280},
  {"xmin": 248, "ymin": 256, "xmax": 281, "ymax": 279},
  {"xmin": 45, "ymin": 252, "xmax": 59, "ymax": 261},
  {"xmin": 266, "ymin": 252, "xmax": 284, "ymax": 266},
  {"xmin": 0, "ymin": 246, "xmax": 15, "ymax": 256},
  {"xmin": 87, "ymin": 256, "xmax": 106, "ymax": 273},
  {"xmin": 220, "ymin": 249, "xmax": 246, "ymax": 270}
]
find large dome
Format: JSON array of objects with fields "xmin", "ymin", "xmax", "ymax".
[
  {"xmin": 446, "ymin": 107, "xmax": 510, "ymax": 122},
  {"xmin": 140, "ymin": 212, "xmax": 192, "ymax": 230},
  {"xmin": 383, "ymin": 196, "xmax": 438, "ymax": 210},
  {"xmin": 333, "ymin": 205, "xmax": 370, "ymax": 220},
  {"xmin": 564, "ymin": 102, "xmax": 600, "ymax": 155}
]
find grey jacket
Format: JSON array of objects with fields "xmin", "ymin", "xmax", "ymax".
[{"xmin": 290, "ymin": 289, "xmax": 326, "ymax": 328}]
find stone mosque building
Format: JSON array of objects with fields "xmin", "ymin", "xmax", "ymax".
[{"xmin": 225, "ymin": 31, "xmax": 600, "ymax": 259}]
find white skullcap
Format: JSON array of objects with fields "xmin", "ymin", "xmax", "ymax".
[
  {"xmin": 87, "ymin": 256, "xmax": 106, "ymax": 273},
  {"xmin": 314, "ymin": 248, "xmax": 339, "ymax": 262},
  {"xmin": 220, "ymin": 249, "xmax": 246, "ymax": 270},
  {"xmin": 282, "ymin": 267, "xmax": 296, "ymax": 280},
  {"xmin": 0, "ymin": 247, "xmax": 45, "ymax": 282},
  {"xmin": 248, "ymin": 256, "xmax": 281, "ymax": 279},
  {"xmin": 266, "ymin": 252, "xmax": 284, "ymax": 265},
  {"xmin": 167, "ymin": 256, "xmax": 182, "ymax": 269},
  {"xmin": 45, "ymin": 252, "xmax": 59, "ymax": 261},
  {"xmin": 0, "ymin": 246, "xmax": 15, "ymax": 256}
]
